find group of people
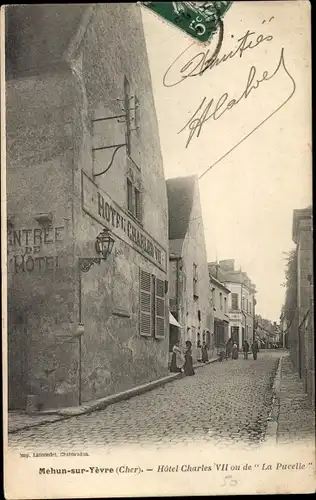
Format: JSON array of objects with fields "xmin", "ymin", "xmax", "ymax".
[
  {"xmin": 225, "ymin": 338, "xmax": 260, "ymax": 360},
  {"xmin": 170, "ymin": 340, "xmax": 196, "ymax": 376},
  {"xmin": 171, "ymin": 336, "xmax": 260, "ymax": 374}
]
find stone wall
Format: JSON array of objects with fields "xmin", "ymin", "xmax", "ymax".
[
  {"xmin": 6, "ymin": 69, "xmax": 79, "ymax": 409},
  {"xmin": 291, "ymin": 208, "xmax": 313, "ymax": 407},
  {"xmin": 178, "ymin": 177, "xmax": 214, "ymax": 362}
]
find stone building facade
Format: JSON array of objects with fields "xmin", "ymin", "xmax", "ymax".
[
  {"xmin": 167, "ymin": 176, "xmax": 214, "ymax": 363},
  {"xmin": 290, "ymin": 207, "xmax": 314, "ymax": 406},
  {"xmin": 209, "ymin": 274, "xmax": 230, "ymax": 349},
  {"xmin": 6, "ymin": 4, "xmax": 169, "ymax": 410},
  {"xmin": 208, "ymin": 260, "xmax": 256, "ymax": 348}
]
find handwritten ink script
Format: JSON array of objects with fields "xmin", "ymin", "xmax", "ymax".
[
  {"xmin": 163, "ymin": 23, "xmax": 274, "ymax": 87},
  {"xmin": 178, "ymin": 47, "xmax": 296, "ymax": 148},
  {"xmin": 162, "ymin": 17, "xmax": 297, "ymax": 178}
]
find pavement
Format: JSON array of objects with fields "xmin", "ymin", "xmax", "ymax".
[
  {"xmin": 275, "ymin": 355, "xmax": 315, "ymax": 446},
  {"xmin": 8, "ymin": 356, "xmax": 219, "ymax": 434},
  {"xmin": 8, "ymin": 351, "xmax": 282, "ymax": 450},
  {"xmin": 8, "ymin": 350, "xmax": 315, "ymax": 452}
]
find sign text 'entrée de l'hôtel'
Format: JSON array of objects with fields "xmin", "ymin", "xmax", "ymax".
[{"xmin": 82, "ymin": 173, "xmax": 167, "ymax": 271}]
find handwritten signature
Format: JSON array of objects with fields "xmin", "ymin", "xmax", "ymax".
[
  {"xmin": 163, "ymin": 22, "xmax": 274, "ymax": 87},
  {"xmin": 178, "ymin": 47, "xmax": 296, "ymax": 155}
]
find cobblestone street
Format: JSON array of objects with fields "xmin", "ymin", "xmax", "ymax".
[{"xmin": 9, "ymin": 351, "xmax": 283, "ymax": 451}]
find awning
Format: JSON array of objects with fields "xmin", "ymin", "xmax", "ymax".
[{"xmin": 169, "ymin": 311, "xmax": 181, "ymax": 328}]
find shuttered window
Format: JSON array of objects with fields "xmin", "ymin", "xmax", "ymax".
[
  {"xmin": 155, "ymin": 278, "xmax": 165, "ymax": 339},
  {"xmin": 139, "ymin": 269, "xmax": 165, "ymax": 339},
  {"xmin": 140, "ymin": 269, "xmax": 152, "ymax": 336}
]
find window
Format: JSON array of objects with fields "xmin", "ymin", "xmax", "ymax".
[
  {"xmin": 127, "ymin": 178, "xmax": 142, "ymax": 222},
  {"xmin": 127, "ymin": 178, "xmax": 133, "ymax": 212},
  {"xmin": 211, "ymin": 287, "xmax": 215, "ymax": 308},
  {"xmin": 193, "ymin": 263, "xmax": 198, "ymax": 298},
  {"xmin": 241, "ymin": 296, "xmax": 245, "ymax": 310},
  {"xmin": 139, "ymin": 269, "xmax": 165, "ymax": 338},
  {"xmin": 219, "ymin": 292, "xmax": 223, "ymax": 310},
  {"xmin": 231, "ymin": 293, "xmax": 239, "ymax": 310},
  {"xmin": 249, "ymin": 302, "xmax": 252, "ymax": 315},
  {"xmin": 135, "ymin": 187, "xmax": 141, "ymax": 221},
  {"xmin": 224, "ymin": 296, "xmax": 227, "ymax": 313}
]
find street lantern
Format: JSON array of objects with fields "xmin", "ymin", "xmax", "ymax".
[{"xmin": 95, "ymin": 229, "xmax": 115, "ymax": 260}]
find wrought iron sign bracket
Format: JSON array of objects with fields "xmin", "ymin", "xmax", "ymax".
[
  {"xmin": 78, "ymin": 257, "xmax": 102, "ymax": 273},
  {"xmin": 93, "ymin": 143, "xmax": 127, "ymax": 178}
]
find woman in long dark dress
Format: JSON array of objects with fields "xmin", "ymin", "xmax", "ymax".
[
  {"xmin": 183, "ymin": 340, "xmax": 195, "ymax": 376},
  {"xmin": 201, "ymin": 341, "xmax": 208, "ymax": 363}
]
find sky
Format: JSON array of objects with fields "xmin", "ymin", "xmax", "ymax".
[{"xmin": 141, "ymin": 1, "xmax": 311, "ymax": 322}]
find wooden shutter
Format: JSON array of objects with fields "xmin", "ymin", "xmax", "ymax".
[
  {"xmin": 140, "ymin": 269, "xmax": 152, "ymax": 336},
  {"xmin": 155, "ymin": 277, "xmax": 165, "ymax": 339}
]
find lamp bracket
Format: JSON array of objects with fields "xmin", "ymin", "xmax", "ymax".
[{"xmin": 78, "ymin": 257, "xmax": 101, "ymax": 273}]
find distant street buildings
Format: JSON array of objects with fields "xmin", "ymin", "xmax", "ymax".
[{"xmin": 208, "ymin": 260, "xmax": 256, "ymax": 348}]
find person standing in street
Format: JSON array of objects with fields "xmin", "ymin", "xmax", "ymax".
[
  {"xmin": 251, "ymin": 340, "xmax": 259, "ymax": 360},
  {"xmin": 232, "ymin": 341, "xmax": 239, "ymax": 360},
  {"xmin": 183, "ymin": 340, "xmax": 195, "ymax": 376},
  {"xmin": 243, "ymin": 339, "xmax": 250, "ymax": 359},
  {"xmin": 170, "ymin": 340, "xmax": 184, "ymax": 373},
  {"xmin": 225, "ymin": 338, "xmax": 233, "ymax": 360},
  {"xmin": 201, "ymin": 341, "xmax": 208, "ymax": 363}
]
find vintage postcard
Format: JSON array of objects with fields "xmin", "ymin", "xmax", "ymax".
[{"xmin": 1, "ymin": 1, "xmax": 314, "ymax": 498}]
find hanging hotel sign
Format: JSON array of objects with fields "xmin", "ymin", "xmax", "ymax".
[{"xmin": 81, "ymin": 171, "xmax": 167, "ymax": 272}]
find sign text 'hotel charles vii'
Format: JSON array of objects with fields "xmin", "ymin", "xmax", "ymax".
[{"xmin": 82, "ymin": 172, "xmax": 167, "ymax": 272}]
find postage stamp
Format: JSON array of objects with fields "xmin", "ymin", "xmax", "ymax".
[{"xmin": 141, "ymin": 1, "xmax": 233, "ymax": 43}]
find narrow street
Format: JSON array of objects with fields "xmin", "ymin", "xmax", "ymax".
[{"xmin": 9, "ymin": 351, "xmax": 281, "ymax": 451}]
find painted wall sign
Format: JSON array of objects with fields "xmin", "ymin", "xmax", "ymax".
[
  {"xmin": 7, "ymin": 225, "xmax": 64, "ymax": 274},
  {"xmin": 9, "ymin": 254, "xmax": 60, "ymax": 274},
  {"xmin": 81, "ymin": 172, "xmax": 167, "ymax": 272},
  {"xmin": 8, "ymin": 226, "xmax": 64, "ymax": 254}
]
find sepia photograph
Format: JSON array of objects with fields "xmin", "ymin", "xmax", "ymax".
[{"xmin": 2, "ymin": 1, "xmax": 314, "ymax": 498}]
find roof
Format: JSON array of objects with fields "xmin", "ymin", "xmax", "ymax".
[
  {"xmin": 208, "ymin": 263, "xmax": 227, "ymax": 283},
  {"xmin": 209, "ymin": 274, "xmax": 231, "ymax": 294},
  {"xmin": 169, "ymin": 239, "xmax": 183, "ymax": 258},
  {"xmin": 208, "ymin": 261, "xmax": 257, "ymax": 293},
  {"xmin": 166, "ymin": 176, "xmax": 196, "ymax": 240}
]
